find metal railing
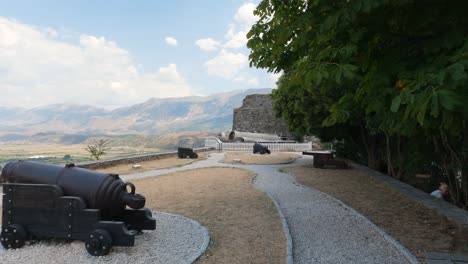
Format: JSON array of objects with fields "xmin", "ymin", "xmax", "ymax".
[{"xmin": 204, "ymin": 138, "xmax": 312, "ymax": 151}]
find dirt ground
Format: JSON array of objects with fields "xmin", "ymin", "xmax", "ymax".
[
  {"xmin": 133, "ymin": 167, "xmax": 286, "ymax": 264},
  {"xmin": 284, "ymin": 166, "xmax": 468, "ymax": 259},
  {"xmin": 223, "ymin": 151, "xmax": 299, "ymax": 165},
  {"xmin": 96, "ymin": 154, "xmax": 206, "ymax": 174}
]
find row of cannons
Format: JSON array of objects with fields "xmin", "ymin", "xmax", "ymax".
[{"xmin": 1, "ymin": 161, "xmax": 156, "ymax": 256}]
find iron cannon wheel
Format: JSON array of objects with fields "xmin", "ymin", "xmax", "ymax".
[
  {"xmin": 0, "ymin": 224, "xmax": 28, "ymax": 249},
  {"xmin": 85, "ymin": 229, "xmax": 113, "ymax": 256}
]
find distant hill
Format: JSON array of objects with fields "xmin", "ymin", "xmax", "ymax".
[{"xmin": 0, "ymin": 88, "xmax": 272, "ymax": 143}]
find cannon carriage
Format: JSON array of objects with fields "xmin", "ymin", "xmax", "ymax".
[
  {"xmin": 1, "ymin": 161, "xmax": 156, "ymax": 256},
  {"xmin": 177, "ymin": 147, "xmax": 198, "ymax": 159},
  {"xmin": 253, "ymin": 143, "xmax": 271, "ymax": 155}
]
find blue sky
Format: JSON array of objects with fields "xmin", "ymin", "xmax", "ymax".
[{"xmin": 0, "ymin": 1, "xmax": 279, "ymax": 108}]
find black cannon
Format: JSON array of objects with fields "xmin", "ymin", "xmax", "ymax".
[
  {"xmin": 253, "ymin": 143, "xmax": 271, "ymax": 155},
  {"xmin": 177, "ymin": 147, "xmax": 198, "ymax": 159},
  {"xmin": 0, "ymin": 161, "xmax": 156, "ymax": 256}
]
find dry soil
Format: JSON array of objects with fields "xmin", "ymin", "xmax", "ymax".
[
  {"xmin": 96, "ymin": 154, "xmax": 206, "ymax": 174},
  {"xmin": 223, "ymin": 151, "xmax": 299, "ymax": 165},
  {"xmin": 133, "ymin": 167, "xmax": 286, "ymax": 264}
]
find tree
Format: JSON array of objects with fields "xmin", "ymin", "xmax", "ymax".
[
  {"xmin": 247, "ymin": 0, "xmax": 468, "ymax": 207},
  {"xmin": 85, "ymin": 139, "xmax": 112, "ymax": 160}
]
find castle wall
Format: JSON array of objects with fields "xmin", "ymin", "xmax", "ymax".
[{"xmin": 232, "ymin": 94, "xmax": 293, "ymax": 139}]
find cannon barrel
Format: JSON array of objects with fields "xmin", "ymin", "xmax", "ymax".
[{"xmin": 1, "ymin": 161, "xmax": 145, "ymax": 216}]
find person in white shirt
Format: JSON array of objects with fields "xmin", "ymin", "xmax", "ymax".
[{"xmin": 431, "ymin": 182, "xmax": 449, "ymax": 200}]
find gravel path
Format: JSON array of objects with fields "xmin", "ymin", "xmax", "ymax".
[
  {"xmin": 0, "ymin": 211, "xmax": 209, "ymax": 264},
  {"xmin": 124, "ymin": 152, "xmax": 417, "ymax": 264}
]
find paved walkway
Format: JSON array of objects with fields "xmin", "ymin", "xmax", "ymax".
[
  {"xmin": 425, "ymin": 252, "xmax": 468, "ymax": 264},
  {"xmin": 124, "ymin": 152, "xmax": 417, "ymax": 264}
]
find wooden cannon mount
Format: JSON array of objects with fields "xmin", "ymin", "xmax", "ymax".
[
  {"xmin": 1, "ymin": 161, "xmax": 156, "ymax": 256},
  {"xmin": 302, "ymin": 151, "xmax": 348, "ymax": 169}
]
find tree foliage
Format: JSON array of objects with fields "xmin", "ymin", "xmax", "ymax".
[
  {"xmin": 247, "ymin": 0, "xmax": 468, "ymax": 207},
  {"xmin": 85, "ymin": 139, "xmax": 112, "ymax": 160}
]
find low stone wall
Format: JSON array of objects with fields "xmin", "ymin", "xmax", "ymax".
[{"xmin": 77, "ymin": 147, "xmax": 214, "ymax": 170}]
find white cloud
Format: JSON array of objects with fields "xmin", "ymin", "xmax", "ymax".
[
  {"xmin": 234, "ymin": 2, "xmax": 257, "ymax": 26},
  {"xmin": 0, "ymin": 18, "xmax": 191, "ymax": 107},
  {"xmin": 223, "ymin": 25, "xmax": 248, "ymax": 49},
  {"xmin": 195, "ymin": 38, "xmax": 220, "ymax": 51},
  {"xmin": 270, "ymin": 72, "xmax": 282, "ymax": 83},
  {"xmin": 204, "ymin": 49, "xmax": 247, "ymax": 79},
  {"xmin": 248, "ymin": 78, "xmax": 259, "ymax": 86},
  {"xmin": 201, "ymin": 3, "xmax": 261, "ymax": 84},
  {"xmin": 234, "ymin": 76, "xmax": 259, "ymax": 86},
  {"xmin": 164, "ymin": 36, "xmax": 178, "ymax": 46},
  {"xmin": 222, "ymin": 2, "xmax": 258, "ymax": 49}
]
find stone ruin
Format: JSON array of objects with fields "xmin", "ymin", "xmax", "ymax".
[{"xmin": 231, "ymin": 94, "xmax": 294, "ymax": 140}]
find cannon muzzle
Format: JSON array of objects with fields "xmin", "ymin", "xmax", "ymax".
[{"xmin": 119, "ymin": 182, "xmax": 146, "ymax": 209}]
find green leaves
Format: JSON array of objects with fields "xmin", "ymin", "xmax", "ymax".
[
  {"xmin": 416, "ymin": 95, "xmax": 431, "ymax": 126},
  {"xmin": 447, "ymin": 62, "xmax": 466, "ymax": 83},
  {"xmin": 430, "ymin": 92, "xmax": 439, "ymax": 117},
  {"xmin": 342, "ymin": 64, "xmax": 358, "ymax": 79},
  {"xmin": 390, "ymin": 96, "xmax": 401, "ymax": 112},
  {"xmin": 249, "ymin": 0, "xmax": 468, "ymax": 207},
  {"xmin": 438, "ymin": 89, "xmax": 461, "ymax": 111}
]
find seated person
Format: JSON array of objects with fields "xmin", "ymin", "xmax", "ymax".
[{"xmin": 431, "ymin": 182, "xmax": 449, "ymax": 200}]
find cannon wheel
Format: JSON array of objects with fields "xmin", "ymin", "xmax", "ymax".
[
  {"xmin": 1, "ymin": 224, "xmax": 28, "ymax": 249},
  {"xmin": 85, "ymin": 229, "xmax": 113, "ymax": 256}
]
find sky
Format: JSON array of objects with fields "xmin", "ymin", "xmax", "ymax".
[{"xmin": 0, "ymin": 0, "xmax": 280, "ymax": 108}]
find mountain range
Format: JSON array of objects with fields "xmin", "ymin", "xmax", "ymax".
[{"xmin": 0, "ymin": 88, "xmax": 272, "ymax": 142}]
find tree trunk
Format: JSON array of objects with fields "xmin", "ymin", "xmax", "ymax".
[
  {"xmin": 433, "ymin": 135, "xmax": 459, "ymax": 203},
  {"xmin": 462, "ymin": 121, "xmax": 468, "ymax": 208},
  {"xmin": 384, "ymin": 132, "xmax": 396, "ymax": 178},
  {"xmin": 395, "ymin": 136, "xmax": 403, "ymax": 179},
  {"xmin": 367, "ymin": 135, "xmax": 380, "ymax": 170},
  {"xmin": 359, "ymin": 125, "xmax": 380, "ymax": 170}
]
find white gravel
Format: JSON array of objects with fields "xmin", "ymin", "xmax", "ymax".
[
  {"xmin": 0, "ymin": 211, "xmax": 209, "ymax": 264},
  {"xmin": 124, "ymin": 152, "xmax": 417, "ymax": 264}
]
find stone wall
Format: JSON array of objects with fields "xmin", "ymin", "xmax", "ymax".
[
  {"xmin": 77, "ymin": 147, "xmax": 213, "ymax": 170},
  {"xmin": 233, "ymin": 94, "xmax": 293, "ymax": 139}
]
